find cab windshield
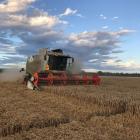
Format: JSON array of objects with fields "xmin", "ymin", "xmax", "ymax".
[{"xmin": 48, "ymin": 55, "xmax": 68, "ymax": 71}]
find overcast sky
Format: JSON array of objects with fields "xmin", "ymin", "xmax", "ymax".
[{"xmin": 0, "ymin": 0, "xmax": 140, "ymax": 72}]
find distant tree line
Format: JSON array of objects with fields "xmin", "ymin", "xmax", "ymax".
[{"xmin": 97, "ymin": 71, "xmax": 140, "ymax": 77}]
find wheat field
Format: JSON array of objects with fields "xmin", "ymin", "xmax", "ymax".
[{"xmin": 0, "ymin": 77, "xmax": 139, "ymax": 140}]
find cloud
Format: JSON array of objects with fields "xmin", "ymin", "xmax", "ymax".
[
  {"xmin": 59, "ymin": 8, "xmax": 84, "ymax": 18},
  {"xmin": 1, "ymin": 62, "xmax": 26, "ymax": 68},
  {"xmin": 67, "ymin": 30, "xmax": 133, "ymax": 49},
  {"xmin": 0, "ymin": 0, "xmax": 68, "ymax": 67},
  {"xmin": 76, "ymin": 13, "xmax": 84, "ymax": 18},
  {"xmin": 0, "ymin": 0, "xmax": 35, "ymax": 13},
  {"xmin": 0, "ymin": 12, "xmax": 67, "ymax": 30},
  {"xmin": 102, "ymin": 26, "xmax": 109, "ymax": 29},
  {"xmin": 29, "ymin": 15, "xmax": 68, "ymax": 27},
  {"xmin": 112, "ymin": 50, "xmax": 124, "ymax": 53},
  {"xmin": 101, "ymin": 59, "xmax": 140, "ymax": 72},
  {"xmin": 16, "ymin": 30, "xmax": 66, "ymax": 55},
  {"xmin": 0, "ymin": 45, "xmax": 16, "ymax": 54},
  {"xmin": 60, "ymin": 8, "xmax": 77, "ymax": 17},
  {"xmin": 61, "ymin": 30, "xmax": 136, "ymax": 72},
  {"xmin": 112, "ymin": 16, "xmax": 119, "ymax": 20},
  {"xmin": 100, "ymin": 14, "xmax": 107, "ymax": 20}
]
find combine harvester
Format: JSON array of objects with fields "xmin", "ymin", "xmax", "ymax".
[{"xmin": 24, "ymin": 48, "xmax": 101, "ymax": 89}]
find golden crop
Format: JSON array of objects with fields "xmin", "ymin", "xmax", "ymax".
[{"xmin": 0, "ymin": 77, "xmax": 139, "ymax": 140}]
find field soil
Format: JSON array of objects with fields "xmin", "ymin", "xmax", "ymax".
[{"xmin": 0, "ymin": 77, "xmax": 140, "ymax": 140}]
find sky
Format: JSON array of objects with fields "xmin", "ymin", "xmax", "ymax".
[{"xmin": 0, "ymin": 0, "xmax": 140, "ymax": 72}]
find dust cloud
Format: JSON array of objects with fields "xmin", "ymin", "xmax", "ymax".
[
  {"xmin": 67, "ymin": 58, "xmax": 83, "ymax": 74},
  {"xmin": 0, "ymin": 69, "xmax": 25, "ymax": 82}
]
